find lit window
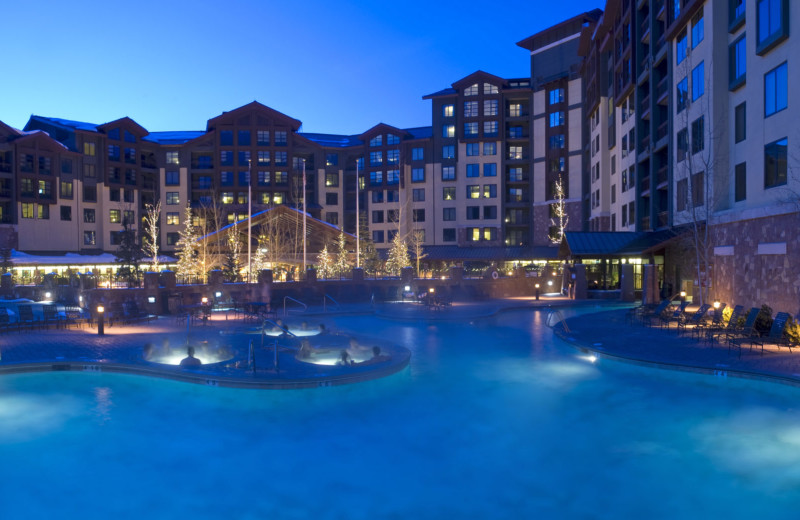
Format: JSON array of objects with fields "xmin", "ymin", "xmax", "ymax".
[
  {"xmin": 166, "ymin": 212, "xmax": 179, "ymax": 225},
  {"xmin": 464, "ymin": 83, "xmax": 479, "ymax": 96},
  {"xmin": 442, "ymin": 125, "xmax": 455, "ymax": 138},
  {"xmin": 166, "ymin": 192, "xmax": 179, "ymax": 205},
  {"xmin": 109, "ymin": 209, "xmax": 121, "ymax": 223},
  {"xmin": 258, "ymin": 151, "xmax": 270, "ymax": 165},
  {"xmin": 467, "ymin": 185, "xmax": 480, "ymax": 199},
  {"xmin": 443, "ymin": 104, "xmax": 454, "ymax": 117},
  {"xmin": 326, "ymin": 153, "xmax": 338, "ymax": 166},
  {"xmin": 83, "ymin": 142, "xmax": 95, "ymax": 156},
  {"xmin": 221, "ymin": 192, "xmax": 234, "ymax": 204},
  {"xmin": 443, "ymin": 187, "xmax": 455, "ymax": 201},
  {"xmin": 166, "ymin": 151, "xmax": 179, "ymax": 165},
  {"xmin": 464, "ymin": 122, "xmax": 478, "ymax": 137},
  {"xmin": 483, "ymin": 143, "xmax": 496, "ymax": 155},
  {"xmin": 84, "ymin": 230, "xmax": 96, "ymax": 245},
  {"xmin": 483, "ymin": 83, "xmax": 498, "ymax": 94},
  {"xmin": 464, "ymin": 101, "xmax": 478, "ymax": 117}
]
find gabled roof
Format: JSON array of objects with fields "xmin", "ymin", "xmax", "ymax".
[
  {"xmin": 422, "ymin": 87, "xmax": 457, "ymax": 99},
  {"xmin": 97, "ymin": 116, "xmax": 149, "ymax": 137},
  {"xmin": 13, "ymin": 129, "xmax": 71, "ymax": 151},
  {"xmin": 0, "ymin": 120, "xmax": 22, "ymax": 139},
  {"xmin": 206, "ymin": 101, "xmax": 302, "ymax": 132},
  {"xmin": 451, "ymin": 70, "xmax": 507, "ymax": 89},
  {"xmin": 357, "ymin": 122, "xmax": 410, "ymax": 141},
  {"xmin": 516, "ymin": 9, "xmax": 603, "ymax": 51},
  {"xmin": 405, "ymin": 126, "xmax": 432, "ymax": 140}
]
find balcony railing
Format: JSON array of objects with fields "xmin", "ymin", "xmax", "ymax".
[
  {"xmin": 657, "ymin": 166, "xmax": 668, "ymax": 185},
  {"xmin": 640, "ymin": 175, "xmax": 651, "ymax": 193},
  {"xmin": 641, "ymin": 216, "xmax": 651, "ymax": 230},
  {"xmin": 657, "ymin": 121, "xmax": 669, "ymax": 141}
]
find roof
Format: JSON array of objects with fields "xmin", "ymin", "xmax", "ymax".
[
  {"xmin": 144, "ymin": 131, "xmax": 206, "ymax": 145},
  {"xmin": 405, "ymin": 126, "xmax": 432, "ymax": 140},
  {"xmin": 29, "ymin": 115, "xmax": 100, "ymax": 133},
  {"xmin": 422, "ymin": 87, "xmax": 457, "ymax": 99},
  {"xmin": 300, "ymin": 132, "xmax": 362, "ymax": 148},
  {"xmin": 559, "ymin": 230, "xmax": 679, "ymax": 257},
  {"xmin": 422, "ymin": 245, "xmax": 558, "ymax": 261}
]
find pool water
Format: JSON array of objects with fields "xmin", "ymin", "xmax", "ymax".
[{"xmin": 2, "ymin": 307, "xmax": 800, "ymax": 519}]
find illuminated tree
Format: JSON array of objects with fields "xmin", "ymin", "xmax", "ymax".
[
  {"xmin": 175, "ymin": 204, "xmax": 202, "ymax": 280},
  {"xmin": 549, "ymin": 175, "xmax": 569, "ymax": 244},
  {"xmin": 385, "ymin": 231, "xmax": 409, "ymax": 275},
  {"xmin": 142, "ymin": 201, "xmax": 161, "ymax": 272}
]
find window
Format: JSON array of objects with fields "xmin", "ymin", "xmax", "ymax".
[
  {"xmin": 442, "ymin": 166, "xmax": 455, "ymax": 181},
  {"xmin": 508, "ymin": 167, "xmax": 523, "ymax": 182},
  {"xmin": 508, "ymin": 146, "xmax": 523, "ymax": 160},
  {"xmin": 677, "ymin": 128, "xmax": 688, "ymax": 162},
  {"xmin": 466, "ymin": 143, "xmax": 480, "ymax": 156},
  {"xmin": 611, "ymin": 184, "xmax": 616, "ymax": 204},
  {"xmin": 412, "ymin": 209, "xmax": 425, "ymax": 222},
  {"xmin": 124, "ymin": 148, "xmax": 136, "ymax": 164},
  {"xmin": 467, "ymin": 228, "xmax": 480, "ymax": 242},
  {"xmin": 124, "ymin": 169, "xmax": 136, "ymax": 186},
  {"xmin": 442, "ymin": 145, "xmax": 455, "ymax": 160},
  {"xmin": 166, "ymin": 192, "xmax": 179, "ymax": 205},
  {"xmin": 238, "ymin": 151, "xmax": 251, "ymax": 167},
  {"xmin": 108, "ymin": 145, "xmax": 120, "ymax": 161},
  {"xmin": 411, "ymin": 168, "xmax": 425, "ymax": 182},
  {"xmin": 442, "ymin": 104, "xmax": 454, "ymax": 117},
  {"xmin": 676, "ymin": 29, "xmax": 687, "ymax": 64},
  {"xmin": 237, "ymin": 130, "xmax": 250, "ymax": 146},
  {"xmin": 82, "ymin": 230, "xmax": 96, "ymax": 245},
  {"xmin": 220, "ymin": 130, "xmax": 233, "ymax": 146},
  {"xmin": 765, "ymin": 62, "xmax": 788, "ymax": 117},
  {"xmin": 464, "ymin": 83, "xmax": 479, "ymax": 96},
  {"xmin": 385, "ymin": 150, "xmax": 399, "ymax": 166},
  {"xmin": 325, "ymin": 212, "xmax": 339, "ymax": 226},
  {"xmin": 464, "ymin": 122, "xmax": 479, "ymax": 137},
  {"xmin": 369, "ymin": 135, "xmax": 382, "ymax": 147},
  {"xmin": 371, "ymin": 190, "xmax": 384, "ymax": 203},
  {"xmin": 548, "ymin": 88, "xmax": 564, "ymax": 104},
  {"xmin": 60, "ymin": 206, "xmax": 71, "ymax": 221},
  {"xmin": 464, "ymin": 101, "xmax": 478, "ymax": 117},
  {"xmin": 443, "ymin": 125, "xmax": 455, "ymax": 138},
  {"xmin": 83, "ymin": 186, "xmax": 96, "ymax": 202},
  {"xmin": 372, "ymin": 210, "xmax": 384, "ymax": 224},
  {"xmin": 483, "ymin": 142, "xmax": 496, "ymax": 155},
  {"xmin": 442, "ymin": 228, "xmax": 456, "ymax": 242},
  {"xmin": 83, "ymin": 142, "xmax": 95, "ymax": 156},
  {"xmin": 274, "ymin": 131, "xmax": 287, "ymax": 146},
  {"xmin": 123, "ymin": 189, "xmax": 134, "ymax": 203},
  {"xmin": 735, "ymin": 102, "xmax": 746, "ymax": 143},
  {"xmin": 109, "ymin": 209, "xmax": 121, "ymax": 223},
  {"xmin": 238, "ymin": 171, "xmax": 250, "ymax": 187},
  {"xmin": 372, "ymin": 230, "xmax": 384, "ymax": 244},
  {"xmin": 220, "ymin": 171, "xmax": 233, "ymax": 186},
  {"xmin": 325, "ymin": 172, "xmax": 339, "ymax": 187},
  {"xmin": 220, "ymin": 151, "xmax": 233, "ymax": 167},
  {"xmin": 412, "ymin": 148, "xmax": 424, "ymax": 161},
  {"xmin": 764, "ymin": 137, "xmax": 788, "ymax": 188},
  {"xmin": 483, "ymin": 164, "xmax": 496, "ymax": 177},
  {"xmin": 691, "ymin": 172, "xmax": 705, "ymax": 207},
  {"xmin": 466, "ymin": 164, "xmax": 480, "ymax": 178},
  {"xmin": 274, "ymin": 171, "xmax": 288, "ymax": 185},
  {"xmin": 412, "ymin": 188, "xmax": 425, "ymax": 202},
  {"xmin": 483, "ymin": 99, "xmax": 498, "ymax": 116},
  {"xmin": 387, "ymin": 134, "xmax": 399, "ymax": 145},
  {"xmin": 483, "ymin": 185, "xmax": 497, "ymax": 198},
  {"xmin": 220, "ymin": 192, "xmax": 233, "ymax": 204},
  {"xmin": 467, "ymin": 185, "xmax": 480, "ymax": 199},
  {"xmin": 691, "ymin": 8, "xmax": 704, "ymax": 48},
  {"xmin": 370, "ymin": 151, "xmax": 382, "ymax": 166},
  {"xmin": 466, "ymin": 206, "xmax": 480, "ymax": 220},
  {"xmin": 549, "ymin": 135, "xmax": 565, "ymax": 149},
  {"xmin": 483, "ymin": 121, "xmax": 498, "ymax": 137},
  {"xmin": 677, "ymin": 178, "xmax": 688, "ymax": 212},
  {"xmin": 735, "ymin": 162, "xmax": 747, "ymax": 201},
  {"xmin": 729, "ymin": 34, "xmax": 746, "ymax": 89},
  {"xmin": 483, "ymin": 206, "xmax": 497, "ymax": 219},
  {"xmin": 508, "ymin": 103, "xmax": 522, "ymax": 117},
  {"xmin": 443, "ymin": 208, "xmax": 456, "ymax": 221},
  {"xmin": 258, "ymin": 151, "xmax": 270, "ymax": 165},
  {"xmin": 162, "ymin": 232, "xmax": 177, "ymax": 246},
  {"xmin": 550, "ymin": 158, "xmax": 565, "ymax": 172},
  {"xmin": 549, "ymin": 112, "xmax": 565, "ymax": 127},
  {"xmin": 257, "ymin": 130, "xmax": 270, "ymax": 146},
  {"xmin": 443, "ymin": 187, "xmax": 456, "ymax": 200},
  {"xmin": 160, "ymin": 212, "xmax": 178, "ymax": 226},
  {"xmin": 387, "ymin": 209, "xmax": 399, "ymax": 222},
  {"xmin": 274, "ymin": 151, "xmax": 287, "ymax": 166},
  {"xmin": 61, "ymin": 158, "xmax": 72, "ymax": 174},
  {"xmin": 370, "ymin": 171, "xmax": 383, "ymax": 185},
  {"xmin": 21, "ymin": 202, "xmax": 34, "ymax": 219},
  {"xmin": 38, "ymin": 180, "xmax": 52, "ymax": 199},
  {"xmin": 691, "ymin": 62, "xmax": 705, "ymax": 101},
  {"xmin": 757, "ymin": 0, "xmax": 789, "ymax": 54},
  {"xmin": 691, "ymin": 116, "xmax": 705, "ymax": 154},
  {"xmin": 483, "ymin": 83, "xmax": 498, "ymax": 94},
  {"xmin": 165, "ymin": 171, "xmax": 179, "ymax": 186},
  {"xmin": 60, "ymin": 181, "xmax": 73, "ymax": 199},
  {"xmin": 83, "ymin": 164, "xmax": 96, "ymax": 179},
  {"xmin": 325, "ymin": 193, "xmax": 338, "ymax": 206},
  {"xmin": 166, "ymin": 151, "xmax": 179, "ymax": 165},
  {"xmin": 109, "ymin": 231, "xmax": 123, "ymax": 246},
  {"xmin": 731, "ymin": 0, "xmax": 746, "ymax": 29}
]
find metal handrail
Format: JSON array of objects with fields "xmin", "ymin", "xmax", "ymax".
[
  {"xmin": 323, "ymin": 293, "xmax": 340, "ymax": 312},
  {"xmin": 283, "ymin": 296, "xmax": 307, "ymax": 317},
  {"xmin": 262, "ymin": 319, "xmax": 297, "ymax": 338},
  {"xmin": 546, "ymin": 308, "xmax": 571, "ymax": 333}
]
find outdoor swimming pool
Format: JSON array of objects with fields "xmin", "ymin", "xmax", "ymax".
[{"xmin": 2, "ymin": 306, "xmax": 800, "ymax": 519}]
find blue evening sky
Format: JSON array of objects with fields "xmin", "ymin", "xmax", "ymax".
[{"xmin": 2, "ymin": 0, "xmax": 600, "ymax": 135}]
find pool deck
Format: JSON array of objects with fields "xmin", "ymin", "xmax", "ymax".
[{"xmin": 2, "ymin": 297, "xmax": 800, "ymax": 388}]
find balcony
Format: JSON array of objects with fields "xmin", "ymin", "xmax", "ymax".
[
  {"xmin": 641, "ymin": 216, "xmax": 651, "ymax": 231},
  {"xmin": 656, "ymin": 165, "xmax": 668, "ymax": 186},
  {"xmin": 640, "ymin": 134, "xmax": 651, "ymax": 153},
  {"xmin": 640, "ymin": 95, "xmax": 651, "ymax": 118},
  {"xmin": 657, "ymin": 121, "xmax": 669, "ymax": 142},
  {"xmin": 640, "ymin": 19, "xmax": 650, "ymax": 44},
  {"xmin": 506, "ymin": 128, "xmax": 529, "ymax": 140},
  {"xmin": 656, "ymin": 77, "xmax": 669, "ymax": 103},
  {"xmin": 657, "ymin": 211, "xmax": 669, "ymax": 228},
  {"xmin": 640, "ymin": 175, "xmax": 651, "ymax": 194}
]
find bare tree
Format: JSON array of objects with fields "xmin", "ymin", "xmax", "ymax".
[
  {"xmin": 409, "ymin": 229, "xmax": 427, "ymax": 277},
  {"xmin": 549, "ymin": 174, "xmax": 569, "ymax": 244},
  {"xmin": 142, "ymin": 201, "xmax": 161, "ymax": 272}
]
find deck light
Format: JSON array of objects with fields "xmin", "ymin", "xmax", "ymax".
[
  {"xmin": 713, "ymin": 300, "xmax": 720, "ymax": 309},
  {"xmin": 201, "ymin": 297, "xmax": 209, "ymax": 304},
  {"xmin": 44, "ymin": 292, "xmax": 51, "ymax": 299},
  {"xmin": 97, "ymin": 305, "xmax": 105, "ymax": 336},
  {"xmin": 147, "ymin": 296, "xmax": 156, "ymax": 304},
  {"xmin": 215, "ymin": 291, "xmax": 222, "ymax": 298},
  {"xmin": 429, "ymin": 287, "xmax": 435, "ymax": 293},
  {"xmin": 404, "ymin": 285, "xmax": 411, "ymax": 292},
  {"xmin": 547, "ymin": 280, "xmax": 553, "ymax": 286},
  {"xmin": 680, "ymin": 291, "xmax": 687, "ymax": 297}
]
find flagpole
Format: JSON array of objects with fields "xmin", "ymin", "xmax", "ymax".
[
  {"xmin": 302, "ymin": 158, "xmax": 307, "ymax": 273},
  {"xmin": 356, "ymin": 158, "xmax": 360, "ymax": 268},
  {"xmin": 247, "ymin": 158, "xmax": 252, "ymax": 283}
]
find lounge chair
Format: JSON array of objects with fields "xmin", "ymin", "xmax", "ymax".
[
  {"xmin": 707, "ymin": 305, "xmax": 744, "ymax": 344},
  {"xmin": 749, "ymin": 312, "xmax": 792, "ymax": 354},
  {"xmin": 640, "ymin": 299, "xmax": 671, "ymax": 327},
  {"xmin": 658, "ymin": 300, "xmax": 689, "ymax": 329},
  {"xmin": 676, "ymin": 303, "xmax": 711, "ymax": 337},
  {"xmin": 694, "ymin": 303, "xmax": 727, "ymax": 339},
  {"xmin": 42, "ymin": 304, "xmax": 64, "ymax": 329},
  {"xmin": 17, "ymin": 304, "xmax": 39, "ymax": 332},
  {"xmin": 726, "ymin": 307, "xmax": 761, "ymax": 355}
]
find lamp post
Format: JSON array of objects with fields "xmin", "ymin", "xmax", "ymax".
[
  {"xmin": 97, "ymin": 305, "xmax": 105, "ymax": 336},
  {"xmin": 680, "ymin": 290, "xmax": 686, "ymax": 305},
  {"xmin": 535, "ymin": 283, "xmax": 540, "ymax": 301},
  {"xmin": 302, "ymin": 158, "xmax": 307, "ymax": 273},
  {"xmin": 247, "ymin": 158, "xmax": 252, "ymax": 283},
  {"xmin": 356, "ymin": 158, "xmax": 360, "ymax": 268}
]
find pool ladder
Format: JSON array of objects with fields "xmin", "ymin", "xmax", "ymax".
[
  {"xmin": 283, "ymin": 296, "xmax": 308, "ymax": 317},
  {"xmin": 546, "ymin": 308, "xmax": 571, "ymax": 333},
  {"xmin": 323, "ymin": 293, "xmax": 340, "ymax": 312}
]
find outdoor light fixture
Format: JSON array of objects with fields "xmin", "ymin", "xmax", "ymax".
[
  {"xmin": 713, "ymin": 300, "xmax": 720, "ymax": 309},
  {"xmin": 148, "ymin": 296, "xmax": 156, "ymax": 304},
  {"xmin": 97, "ymin": 305, "xmax": 105, "ymax": 336},
  {"xmin": 535, "ymin": 283, "xmax": 540, "ymax": 289},
  {"xmin": 215, "ymin": 291, "xmax": 222, "ymax": 298},
  {"xmin": 45, "ymin": 292, "xmax": 51, "ymax": 299},
  {"xmin": 97, "ymin": 305, "xmax": 104, "ymax": 313},
  {"xmin": 548, "ymin": 281, "xmax": 553, "ymax": 286},
  {"xmin": 404, "ymin": 285, "xmax": 411, "ymax": 292},
  {"xmin": 429, "ymin": 287, "xmax": 435, "ymax": 293},
  {"xmin": 202, "ymin": 297, "xmax": 209, "ymax": 304},
  {"xmin": 680, "ymin": 291, "xmax": 687, "ymax": 297},
  {"xmin": 79, "ymin": 295, "xmax": 83, "ymax": 302}
]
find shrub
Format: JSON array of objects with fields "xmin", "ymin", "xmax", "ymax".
[
  {"xmin": 785, "ymin": 316, "xmax": 800, "ymax": 345},
  {"xmin": 755, "ymin": 304, "xmax": 773, "ymax": 335}
]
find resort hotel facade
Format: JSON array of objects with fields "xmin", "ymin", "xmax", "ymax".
[{"xmin": 0, "ymin": 0, "xmax": 798, "ymax": 313}]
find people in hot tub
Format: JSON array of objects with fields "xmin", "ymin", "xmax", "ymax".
[
  {"xmin": 346, "ymin": 339, "xmax": 377, "ymax": 363},
  {"xmin": 180, "ymin": 346, "xmax": 202, "ymax": 367},
  {"xmin": 142, "ymin": 342, "xmax": 155, "ymax": 361}
]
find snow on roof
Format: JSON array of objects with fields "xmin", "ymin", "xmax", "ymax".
[{"xmin": 144, "ymin": 131, "xmax": 206, "ymax": 145}]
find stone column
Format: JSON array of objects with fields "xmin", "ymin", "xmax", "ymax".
[
  {"xmin": 572, "ymin": 264, "xmax": 587, "ymax": 300},
  {"xmin": 642, "ymin": 264, "xmax": 659, "ymax": 304},
  {"xmin": 306, "ymin": 268, "xmax": 317, "ymax": 283},
  {"xmin": 401, "ymin": 267, "xmax": 413, "ymax": 283},
  {"xmin": 257, "ymin": 269, "xmax": 273, "ymax": 302},
  {"xmin": 160, "ymin": 270, "xmax": 176, "ymax": 289},
  {"xmin": 449, "ymin": 266, "xmax": 464, "ymax": 283},
  {"xmin": 352, "ymin": 267, "xmax": 364, "ymax": 282},
  {"xmin": 620, "ymin": 264, "xmax": 635, "ymax": 302}
]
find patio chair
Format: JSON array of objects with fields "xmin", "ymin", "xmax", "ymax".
[
  {"xmin": 726, "ymin": 307, "xmax": 761, "ymax": 355},
  {"xmin": 42, "ymin": 304, "xmax": 64, "ymax": 329},
  {"xmin": 658, "ymin": 300, "xmax": 689, "ymax": 329},
  {"xmin": 640, "ymin": 299, "xmax": 671, "ymax": 327},
  {"xmin": 17, "ymin": 304, "xmax": 39, "ymax": 332},
  {"xmin": 749, "ymin": 312, "xmax": 792, "ymax": 354},
  {"xmin": 694, "ymin": 303, "xmax": 727, "ymax": 339},
  {"xmin": 707, "ymin": 305, "xmax": 744, "ymax": 344},
  {"xmin": 676, "ymin": 303, "xmax": 711, "ymax": 337},
  {"xmin": 0, "ymin": 308, "xmax": 10, "ymax": 334}
]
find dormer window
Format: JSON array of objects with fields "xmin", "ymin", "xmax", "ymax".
[
  {"xmin": 369, "ymin": 135, "xmax": 383, "ymax": 147},
  {"xmin": 483, "ymin": 83, "xmax": 499, "ymax": 94},
  {"xmin": 464, "ymin": 83, "xmax": 479, "ymax": 96}
]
